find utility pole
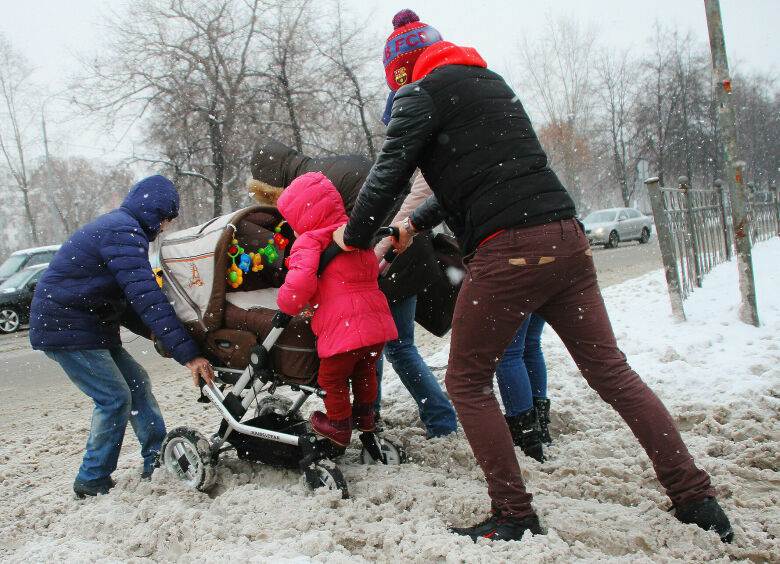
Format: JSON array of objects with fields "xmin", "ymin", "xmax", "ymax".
[
  {"xmin": 41, "ymin": 96, "xmax": 63, "ymax": 241},
  {"xmin": 704, "ymin": 0, "xmax": 759, "ymax": 327}
]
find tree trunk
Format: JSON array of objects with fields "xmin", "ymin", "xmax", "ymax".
[{"xmin": 21, "ymin": 182, "xmax": 40, "ymax": 245}]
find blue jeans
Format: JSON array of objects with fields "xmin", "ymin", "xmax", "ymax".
[
  {"xmin": 45, "ymin": 348, "xmax": 167, "ymax": 485},
  {"xmin": 375, "ymin": 295, "xmax": 458, "ymax": 437},
  {"xmin": 495, "ymin": 313, "xmax": 548, "ymax": 416}
]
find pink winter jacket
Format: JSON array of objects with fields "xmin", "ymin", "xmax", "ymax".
[{"xmin": 276, "ymin": 172, "xmax": 398, "ymax": 358}]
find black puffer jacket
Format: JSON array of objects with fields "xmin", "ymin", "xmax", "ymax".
[
  {"xmin": 251, "ymin": 139, "xmax": 404, "ymax": 219},
  {"xmin": 344, "ymin": 43, "xmax": 577, "ymax": 255}
]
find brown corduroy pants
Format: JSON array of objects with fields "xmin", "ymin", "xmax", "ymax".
[{"xmin": 445, "ymin": 218, "xmax": 714, "ymax": 519}]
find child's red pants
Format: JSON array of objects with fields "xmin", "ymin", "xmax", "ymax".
[{"xmin": 318, "ymin": 343, "xmax": 384, "ymax": 420}]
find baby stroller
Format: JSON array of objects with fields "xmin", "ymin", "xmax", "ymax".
[{"xmin": 153, "ymin": 205, "xmax": 404, "ymax": 498}]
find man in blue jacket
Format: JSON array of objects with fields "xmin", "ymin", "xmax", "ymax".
[{"xmin": 29, "ymin": 175, "xmax": 215, "ymax": 498}]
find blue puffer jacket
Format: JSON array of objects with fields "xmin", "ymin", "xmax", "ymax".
[{"xmin": 29, "ymin": 175, "xmax": 201, "ymax": 365}]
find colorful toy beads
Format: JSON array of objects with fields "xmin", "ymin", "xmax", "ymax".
[
  {"xmin": 226, "ymin": 222, "xmax": 290, "ymax": 288},
  {"xmin": 227, "ymin": 237, "xmax": 245, "ymax": 288},
  {"xmin": 227, "ymin": 263, "xmax": 243, "ymax": 288}
]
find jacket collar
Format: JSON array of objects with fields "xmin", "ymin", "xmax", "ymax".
[{"xmin": 412, "ymin": 41, "xmax": 487, "ymax": 82}]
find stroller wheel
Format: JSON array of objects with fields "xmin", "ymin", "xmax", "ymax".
[
  {"xmin": 360, "ymin": 436, "xmax": 406, "ymax": 466},
  {"xmin": 160, "ymin": 427, "xmax": 218, "ymax": 492},
  {"xmin": 305, "ymin": 460, "xmax": 349, "ymax": 499}
]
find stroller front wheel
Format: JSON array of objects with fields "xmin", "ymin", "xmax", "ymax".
[
  {"xmin": 160, "ymin": 427, "xmax": 218, "ymax": 492},
  {"xmin": 360, "ymin": 436, "xmax": 406, "ymax": 466},
  {"xmin": 304, "ymin": 460, "xmax": 349, "ymax": 499}
]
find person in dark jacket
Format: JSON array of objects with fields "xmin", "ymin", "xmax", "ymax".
[
  {"xmin": 335, "ymin": 9, "xmax": 733, "ymax": 544},
  {"xmin": 29, "ymin": 175, "xmax": 215, "ymax": 499},
  {"xmin": 249, "ymin": 139, "xmax": 378, "ymax": 216},
  {"xmin": 249, "ymin": 139, "xmax": 458, "ymax": 437}
]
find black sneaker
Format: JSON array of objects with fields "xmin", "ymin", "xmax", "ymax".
[
  {"xmin": 140, "ymin": 471, "xmax": 153, "ymax": 482},
  {"xmin": 73, "ymin": 478, "xmax": 116, "ymax": 499},
  {"xmin": 450, "ymin": 508, "xmax": 542, "ymax": 542},
  {"xmin": 673, "ymin": 497, "xmax": 734, "ymax": 543}
]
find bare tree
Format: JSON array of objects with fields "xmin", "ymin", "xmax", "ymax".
[
  {"xmin": 595, "ymin": 49, "xmax": 639, "ymax": 206},
  {"xmin": 633, "ymin": 25, "xmax": 721, "ymax": 188},
  {"xmin": 0, "ymin": 35, "xmax": 40, "ymax": 245},
  {"xmin": 668, "ymin": 32, "xmax": 717, "ymax": 185},
  {"xmin": 252, "ymin": 0, "xmax": 339, "ymax": 155},
  {"xmin": 29, "ymin": 157, "xmax": 135, "ymax": 237},
  {"xmin": 514, "ymin": 17, "xmax": 598, "ymax": 209},
  {"xmin": 311, "ymin": 0, "xmax": 385, "ymax": 157},
  {"xmin": 734, "ymin": 73, "xmax": 780, "ymax": 188},
  {"xmin": 634, "ymin": 23, "xmax": 684, "ymax": 187},
  {"xmin": 77, "ymin": 0, "xmax": 269, "ymax": 216}
]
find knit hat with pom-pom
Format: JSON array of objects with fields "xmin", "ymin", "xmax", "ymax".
[{"xmin": 383, "ymin": 9, "xmax": 442, "ymax": 91}]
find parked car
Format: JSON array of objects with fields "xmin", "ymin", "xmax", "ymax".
[
  {"xmin": 0, "ymin": 264, "xmax": 49, "ymax": 333},
  {"xmin": 582, "ymin": 208, "xmax": 653, "ymax": 248},
  {"xmin": 0, "ymin": 245, "xmax": 60, "ymax": 285}
]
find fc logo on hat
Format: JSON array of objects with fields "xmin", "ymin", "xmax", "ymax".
[{"xmin": 394, "ymin": 67, "xmax": 408, "ymax": 86}]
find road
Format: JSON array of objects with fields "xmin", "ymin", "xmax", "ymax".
[
  {"xmin": 589, "ymin": 237, "xmax": 662, "ymax": 288},
  {"xmin": 0, "ymin": 238, "xmax": 663, "ymax": 394}
]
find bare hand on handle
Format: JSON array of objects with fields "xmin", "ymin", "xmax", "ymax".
[{"xmin": 185, "ymin": 356, "xmax": 215, "ymax": 388}]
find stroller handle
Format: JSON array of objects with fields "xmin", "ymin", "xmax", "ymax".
[
  {"xmin": 272, "ymin": 311, "xmax": 293, "ymax": 328},
  {"xmin": 376, "ymin": 226, "xmax": 400, "ymax": 239},
  {"xmin": 377, "ymin": 225, "xmax": 402, "ymax": 265}
]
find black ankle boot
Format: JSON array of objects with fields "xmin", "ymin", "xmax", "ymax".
[
  {"xmin": 505, "ymin": 409, "xmax": 545, "ymax": 462},
  {"xmin": 533, "ymin": 397, "xmax": 552, "ymax": 444}
]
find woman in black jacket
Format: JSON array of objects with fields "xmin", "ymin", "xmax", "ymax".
[{"xmin": 335, "ymin": 9, "xmax": 732, "ymax": 544}]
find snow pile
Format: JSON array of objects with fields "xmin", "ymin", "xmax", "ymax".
[{"xmin": 1, "ymin": 238, "xmax": 778, "ymax": 562}]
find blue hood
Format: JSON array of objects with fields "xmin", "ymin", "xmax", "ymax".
[
  {"xmin": 120, "ymin": 175, "xmax": 179, "ymax": 240},
  {"xmin": 381, "ymin": 91, "xmax": 395, "ymax": 126}
]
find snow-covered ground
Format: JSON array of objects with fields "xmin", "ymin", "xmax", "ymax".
[{"xmin": 1, "ymin": 238, "xmax": 778, "ymax": 563}]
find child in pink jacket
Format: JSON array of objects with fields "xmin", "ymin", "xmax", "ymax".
[{"xmin": 276, "ymin": 172, "xmax": 398, "ymax": 446}]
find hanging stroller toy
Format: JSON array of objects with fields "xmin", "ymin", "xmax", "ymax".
[
  {"xmin": 227, "ymin": 221, "xmax": 290, "ymax": 288},
  {"xmin": 153, "ymin": 205, "xmax": 405, "ymax": 498}
]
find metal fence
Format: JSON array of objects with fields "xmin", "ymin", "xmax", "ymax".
[
  {"xmin": 646, "ymin": 176, "xmax": 779, "ymax": 321},
  {"xmin": 747, "ymin": 187, "xmax": 780, "ymax": 245}
]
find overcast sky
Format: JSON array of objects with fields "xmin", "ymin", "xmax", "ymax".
[{"xmin": 1, "ymin": 0, "xmax": 777, "ymax": 160}]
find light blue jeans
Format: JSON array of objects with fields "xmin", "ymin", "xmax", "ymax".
[
  {"xmin": 375, "ymin": 295, "xmax": 458, "ymax": 437},
  {"xmin": 45, "ymin": 347, "xmax": 166, "ymax": 485},
  {"xmin": 495, "ymin": 313, "xmax": 548, "ymax": 416}
]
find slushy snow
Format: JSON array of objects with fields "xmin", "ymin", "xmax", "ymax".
[{"xmin": 1, "ymin": 239, "xmax": 778, "ymax": 563}]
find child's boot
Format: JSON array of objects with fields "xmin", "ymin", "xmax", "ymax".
[
  {"xmin": 310, "ymin": 411, "xmax": 352, "ymax": 447},
  {"xmin": 505, "ymin": 409, "xmax": 545, "ymax": 462},
  {"xmin": 352, "ymin": 402, "xmax": 375, "ymax": 432}
]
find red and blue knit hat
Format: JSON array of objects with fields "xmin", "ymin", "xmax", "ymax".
[{"xmin": 383, "ymin": 9, "xmax": 442, "ymax": 91}]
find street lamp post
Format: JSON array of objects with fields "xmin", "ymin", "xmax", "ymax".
[{"xmin": 41, "ymin": 95, "xmax": 62, "ymax": 241}]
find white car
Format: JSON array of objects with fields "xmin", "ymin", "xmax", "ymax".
[
  {"xmin": 582, "ymin": 208, "xmax": 652, "ymax": 248},
  {"xmin": 0, "ymin": 245, "xmax": 61, "ymax": 285}
]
